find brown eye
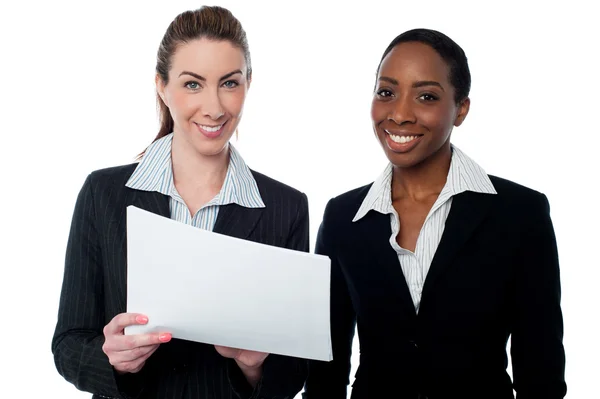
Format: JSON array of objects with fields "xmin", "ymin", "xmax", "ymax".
[
  {"xmin": 418, "ymin": 93, "xmax": 438, "ymax": 101},
  {"xmin": 377, "ymin": 89, "xmax": 393, "ymax": 98}
]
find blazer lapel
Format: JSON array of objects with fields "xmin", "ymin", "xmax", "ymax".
[
  {"xmin": 129, "ymin": 189, "xmax": 265, "ymax": 240},
  {"xmin": 358, "ymin": 211, "xmax": 417, "ymax": 317},
  {"xmin": 112, "ymin": 189, "xmax": 170, "ymax": 242},
  {"xmin": 128, "ymin": 187, "xmax": 264, "ymax": 240},
  {"xmin": 130, "ymin": 189, "xmax": 171, "ymax": 218},
  {"xmin": 213, "ymin": 203, "xmax": 264, "ymax": 239},
  {"xmin": 420, "ymin": 191, "xmax": 495, "ymax": 306}
]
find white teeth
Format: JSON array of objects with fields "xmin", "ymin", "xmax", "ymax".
[
  {"xmin": 198, "ymin": 124, "xmax": 223, "ymax": 132},
  {"xmin": 388, "ymin": 133, "xmax": 417, "ymax": 144}
]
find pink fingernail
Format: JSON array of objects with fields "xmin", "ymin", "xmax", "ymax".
[
  {"xmin": 159, "ymin": 333, "xmax": 172, "ymax": 342},
  {"xmin": 136, "ymin": 315, "xmax": 148, "ymax": 324}
]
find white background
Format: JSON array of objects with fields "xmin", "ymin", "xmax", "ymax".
[{"xmin": 1, "ymin": 0, "xmax": 598, "ymax": 397}]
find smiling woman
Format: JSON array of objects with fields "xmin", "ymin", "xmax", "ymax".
[
  {"xmin": 303, "ymin": 29, "xmax": 566, "ymax": 399},
  {"xmin": 154, "ymin": 38, "xmax": 249, "ymax": 156},
  {"xmin": 51, "ymin": 6, "xmax": 309, "ymax": 399}
]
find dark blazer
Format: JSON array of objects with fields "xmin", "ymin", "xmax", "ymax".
[
  {"xmin": 52, "ymin": 163, "xmax": 309, "ymax": 399},
  {"xmin": 303, "ymin": 176, "xmax": 566, "ymax": 399}
]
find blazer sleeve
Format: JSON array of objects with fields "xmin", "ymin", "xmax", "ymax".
[
  {"xmin": 511, "ymin": 193, "xmax": 567, "ymax": 399},
  {"xmin": 51, "ymin": 174, "xmax": 147, "ymax": 398},
  {"xmin": 303, "ymin": 198, "xmax": 357, "ymax": 399},
  {"xmin": 228, "ymin": 192, "xmax": 310, "ymax": 399}
]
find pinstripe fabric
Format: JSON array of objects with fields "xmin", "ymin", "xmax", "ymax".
[
  {"xmin": 125, "ymin": 133, "xmax": 265, "ymax": 231},
  {"xmin": 52, "ymin": 162, "xmax": 309, "ymax": 399},
  {"xmin": 353, "ymin": 145, "xmax": 497, "ymax": 311},
  {"xmin": 304, "ymin": 169, "xmax": 565, "ymax": 398}
]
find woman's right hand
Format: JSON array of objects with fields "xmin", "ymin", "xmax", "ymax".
[{"xmin": 102, "ymin": 313, "xmax": 172, "ymax": 374}]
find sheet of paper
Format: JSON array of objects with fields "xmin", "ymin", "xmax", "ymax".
[{"xmin": 124, "ymin": 205, "xmax": 332, "ymax": 361}]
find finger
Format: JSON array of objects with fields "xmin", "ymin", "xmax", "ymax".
[
  {"xmin": 236, "ymin": 351, "xmax": 269, "ymax": 368},
  {"xmin": 104, "ymin": 332, "xmax": 171, "ymax": 354},
  {"xmin": 113, "ymin": 344, "xmax": 160, "ymax": 374},
  {"xmin": 214, "ymin": 345, "xmax": 242, "ymax": 359},
  {"xmin": 114, "ymin": 358, "xmax": 146, "ymax": 374},
  {"xmin": 103, "ymin": 313, "xmax": 149, "ymax": 336},
  {"xmin": 109, "ymin": 343, "xmax": 159, "ymax": 365},
  {"xmin": 239, "ymin": 349, "xmax": 266, "ymax": 356}
]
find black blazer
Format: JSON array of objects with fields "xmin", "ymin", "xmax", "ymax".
[
  {"xmin": 52, "ymin": 163, "xmax": 309, "ymax": 399},
  {"xmin": 303, "ymin": 176, "xmax": 566, "ymax": 399}
]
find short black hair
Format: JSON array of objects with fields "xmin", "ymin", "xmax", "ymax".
[{"xmin": 377, "ymin": 28, "xmax": 471, "ymax": 103}]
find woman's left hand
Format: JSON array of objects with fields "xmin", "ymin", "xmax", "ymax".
[
  {"xmin": 214, "ymin": 345, "xmax": 269, "ymax": 387},
  {"xmin": 215, "ymin": 345, "xmax": 268, "ymax": 368}
]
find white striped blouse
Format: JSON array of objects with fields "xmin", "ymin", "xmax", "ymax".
[
  {"xmin": 126, "ymin": 133, "xmax": 265, "ymax": 231},
  {"xmin": 353, "ymin": 145, "xmax": 497, "ymax": 312}
]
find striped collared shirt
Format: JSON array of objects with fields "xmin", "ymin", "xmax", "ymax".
[
  {"xmin": 353, "ymin": 146, "xmax": 497, "ymax": 312},
  {"xmin": 126, "ymin": 133, "xmax": 265, "ymax": 231}
]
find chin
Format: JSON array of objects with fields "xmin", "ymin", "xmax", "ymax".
[
  {"xmin": 190, "ymin": 137, "xmax": 230, "ymax": 157},
  {"xmin": 186, "ymin": 126, "xmax": 234, "ymax": 153},
  {"xmin": 384, "ymin": 150, "xmax": 428, "ymax": 169},
  {"xmin": 198, "ymin": 143, "xmax": 230, "ymax": 157}
]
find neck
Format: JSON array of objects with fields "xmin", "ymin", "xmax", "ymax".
[
  {"xmin": 170, "ymin": 133, "xmax": 230, "ymax": 190},
  {"xmin": 391, "ymin": 142, "xmax": 452, "ymax": 201}
]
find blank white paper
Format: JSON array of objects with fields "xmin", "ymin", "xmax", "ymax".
[{"xmin": 124, "ymin": 205, "xmax": 332, "ymax": 361}]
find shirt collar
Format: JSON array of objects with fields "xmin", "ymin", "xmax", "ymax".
[
  {"xmin": 352, "ymin": 145, "xmax": 496, "ymax": 222},
  {"xmin": 126, "ymin": 133, "xmax": 265, "ymax": 208}
]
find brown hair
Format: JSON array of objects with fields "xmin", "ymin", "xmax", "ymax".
[{"xmin": 138, "ymin": 6, "xmax": 251, "ymax": 159}]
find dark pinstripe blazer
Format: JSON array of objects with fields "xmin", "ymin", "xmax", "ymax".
[
  {"xmin": 52, "ymin": 163, "xmax": 309, "ymax": 399},
  {"xmin": 303, "ymin": 176, "xmax": 566, "ymax": 399}
]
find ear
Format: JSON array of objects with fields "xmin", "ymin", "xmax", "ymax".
[
  {"xmin": 454, "ymin": 97, "xmax": 470, "ymax": 127},
  {"xmin": 156, "ymin": 74, "xmax": 168, "ymax": 106}
]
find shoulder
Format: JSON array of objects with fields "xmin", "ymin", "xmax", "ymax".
[
  {"xmin": 70, "ymin": 164, "xmax": 139, "ymax": 223},
  {"xmin": 78, "ymin": 164, "xmax": 139, "ymax": 204},
  {"xmin": 87, "ymin": 163, "xmax": 138, "ymax": 189},
  {"xmin": 489, "ymin": 175, "xmax": 550, "ymax": 212},
  {"xmin": 250, "ymin": 169, "xmax": 308, "ymax": 208},
  {"xmin": 322, "ymin": 183, "xmax": 374, "ymax": 225}
]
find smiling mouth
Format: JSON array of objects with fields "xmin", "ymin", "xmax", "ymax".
[
  {"xmin": 193, "ymin": 120, "xmax": 229, "ymax": 138},
  {"xmin": 196, "ymin": 122, "xmax": 225, "ymax": 132},
  {"xmin": 384, "ymin": 129, "xmax": 424, "ymax": 144}
]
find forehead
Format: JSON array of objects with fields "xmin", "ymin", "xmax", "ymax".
[
  {"xmin": 170, "ymin": 38, "xmax": 247, "ymax": 77},
  {"xmin": 378, "ymin": 41, "xmax": 450, "ymax": 84}
]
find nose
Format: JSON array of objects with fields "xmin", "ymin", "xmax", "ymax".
[
  {"xmin": 388, "ymin": 95, "xmax": 416, "ymax": 125},
  {"xmin": 202, "ymin": 89, "xmax": 225, "ymax": 120}
]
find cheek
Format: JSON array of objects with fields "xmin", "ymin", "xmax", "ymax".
[
  {"xmin": 170, "ymin": 92, "xmax": 197, "ymax": 120},
  {"xmin": 419, "ymin": 107, "xmax": 455, "ymax": 133},
  {"xmin": 370, "ymin": 99, "xmax": 385, "ymax": 125},
  {"xmin": 222, "ymin": 91, "xmax": 246, "ymax": 118}
]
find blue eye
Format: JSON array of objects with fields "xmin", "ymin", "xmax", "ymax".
[
  {"xmin": 222, "ymin": 80, "xmax": 239, "ymax": 89},
  {"xmin": 185, "ymin": 81, "xmax": 200, "ymax": 90}
]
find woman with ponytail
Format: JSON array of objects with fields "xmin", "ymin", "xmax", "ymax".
[{"xmin": 52, "ymin": 6, "xmax": 308, "ymax": 399}]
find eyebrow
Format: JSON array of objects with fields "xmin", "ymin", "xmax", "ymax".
[
  {"xmin": 413, "ymin": 80, "xmax": 445, "ymax": 91},
  {"xmin": 378, "ymin": 76, "xmax": 445, "ymax": 91},
  {"xmin": 178, "ymin": 69, "xmax": 243, "ymax": 81}
]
